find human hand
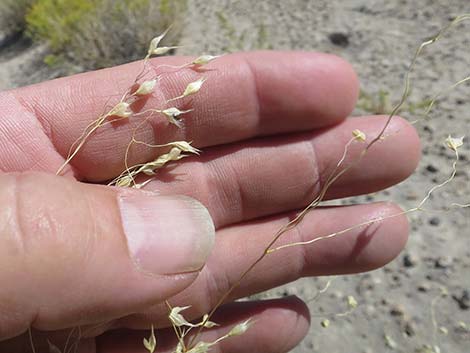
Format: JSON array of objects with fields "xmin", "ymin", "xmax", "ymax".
[{"xmin": 0, "ymin": 51, "xmax": 420, "ymax": 352}]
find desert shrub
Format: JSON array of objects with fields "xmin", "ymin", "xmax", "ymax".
[
  {"xmin": 25, "ymin": 0, "xmax": 187, "ymax": 69},
  {"xmin": 0, "ymin": 0, "xmax": 36, "ymax": 35}
]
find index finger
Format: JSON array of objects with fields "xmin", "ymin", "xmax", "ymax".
[{"xmin": 3, "ymin": 51, "xmax": 359, "ymax": 181}]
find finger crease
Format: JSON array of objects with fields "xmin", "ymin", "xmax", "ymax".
[
  {"xmin": 13, "ymin": 93, "xmax": 65, "ymax": 165},
  {"xmin": 242, "ymin": 57, "xmax": 262, "ymax": 134}
]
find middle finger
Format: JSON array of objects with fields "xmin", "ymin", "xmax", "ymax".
[{"xmin": 143, "ymin": 115, "xmax": 419, "ymax": 228}]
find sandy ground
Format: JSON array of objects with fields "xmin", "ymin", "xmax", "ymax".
[{"xmin": 0, "ymin": 1, "xmax": 469, "ymax": 352}]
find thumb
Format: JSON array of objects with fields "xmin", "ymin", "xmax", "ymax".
[{"xmin": 0, "ymin": 172, "xmax": 215, "ymax": 340}]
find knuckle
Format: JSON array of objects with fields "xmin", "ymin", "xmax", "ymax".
[
  {"xmin": 0, "ymin": 174, "xmax": 34, "ymax": 340},
  {"xmin": 0, "ymin": 174, "xmax": 25, "ymax": 257},
  {"xmin": 0, "ymin": 173, "xmax": 65, "ymax": 255},
  {"xmin": 0, "ymin": 173, "xmax": 96, "ymax": 259},
  {"xmin": 0, "ymin": 173, "xmax": 96, "ymax": 335}
]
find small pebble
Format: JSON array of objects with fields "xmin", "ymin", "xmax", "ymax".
[
  {"xmin": 390, "ymin": 304, "xmax": 405, "ymax": 317},
  {"xmin": 429, "ymin": 217, "xmax": 440, "ymax": 226},
  {"xmin": 439, "ymin": 326, "xmax": 448, "ymax": 335},
  {"xmin": 384, "ymin": 334, "xmax": 397, "ymax": 349},
  {"xmin": 435, "ymin": 256, "xmax": 453, "ymax": 269},
  {"xmin": 456, "ymin": 321, "xmax": 468, "ymax": 331},
  {"xmin": 426, "ymin": 164, "xmax": 438, "ymax": 173},
  {"xmin": 405, "ymin": 191, "xmax": 419, "ymax": 201},
  {"xmin": 328, "ymin": 32, "xmax": 350, "ymax": 47},
  {"xmin": 418, "ymin": 282, "xmax": 430, "ymax": 292},
  {"xmin": 403, "ymin": 253, "xmax": 418, "ymax": 268},
  {"xmin": 423, "ymin": 125, "xmax": 434, "ymax": 134},
  {"xmin": 404, "ymin": 321, "xmax": 416, "ymax": 337},
  {"xmin": 452, "ymin": 290, "xmax": 469, "ymax": 310}
]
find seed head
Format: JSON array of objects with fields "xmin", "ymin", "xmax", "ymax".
[
  {"xmin": 228, "ymin": 319, "xmax": 253, "ymax": 337},
  {"xmin": 108, "ymin": 102, "xmax": 132, "ymax": 118},
  {"xmin": 147, "ymin": 28, "xmax": 170, "ymax": 57},
  {"xmin": 143, "ymin": 325, "xmax": 157, "ymax": 353},
  {"xmin": 135, "ymin": 79, "xmax": 157, "ymax": 96},
  {"xmin": 347, "ymin": 295, "xmax": 358, "ymax": 309},
  {"xmin": 199, "ymin": 314, "xmax": 218, "ymax": 328},
  {"xmin": 445, "ymin": 135, "xmax": 464, "ymax": 152},
  {"xmin": 151, "ymin": 46, "xmax": 180, "ymax": 56},
  {"xmin": 168, "ymin": 306, "xmax": 192, "ymax": 327},
  {"xmin": 183, "ymin": 78, "xmax": 206, "ymax": 97},
  {"xmin": 116, "ymin": 175, "xmax": 133, "ymax": 187},
  {"xmin": 352, "ymin": 129, "xmax": 366, "ymax": 142},
  {"xmin": 168, "ymin": 141, "xmax": 201, "ymax": 155},
  {"xmin": 161, "ymin": 107, "xmax": 193, "ymax": 127},
  {"xmin": 140, "ymin": 148, "xmax": 184, "ymax": 175},
  {"xmin": 192, "ymin": 55, "xmax": 220, "ymax": 66}
]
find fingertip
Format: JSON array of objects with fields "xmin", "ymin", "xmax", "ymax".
[
  {"xmin": 314, "ymin": 53, "xmax": 360, "ymax": 121},
  {"xmin": 242, "ymin": 51, "xmax": 360, "ymax": 132},
  {"xmin": 217, "ymin": 296, "xmax": 311, "ymax": 353},
  {"xmin": 356, "ymin": 201, "xmax": 409, "ymax": 270},
  {"xmin": 322, "ymin": 114, "xmax": 421, "ymax": 198},
  {"xmin": 298, "ymin": 202, "xmax": 410, "ymax": 275},
  {"xmin": 386, "ymin": 115, "xmax": 422, "ymax": 178},
  {"xmin": 274, "ymin": 296, "xmax": 311, "ymax": 351},
  {"xmin": 261, "ymin": 296, "xmax": 311, "ymax": 353}
]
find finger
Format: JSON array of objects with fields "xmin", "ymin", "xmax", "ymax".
[
  {"xmin": 118, "ymin": 202, "xmax": 408, "ymax": 328},
  {"xmin": 141, "ymin": 115, "xmax": 419, "ymax": 228},
  {"xmin": 0, "ymin": 332, "xmax": 96, "ymax": 353},
  {"xmin": 3, "ymin": 51, "xmax": 359, "ymax": 180},
  {"xmin": 0, "ymin": 172, "xmax": 214, "ymax": 341},
  {"xmin": 97, "ymin": 296, "xmax": 310, "ymax": 353}
]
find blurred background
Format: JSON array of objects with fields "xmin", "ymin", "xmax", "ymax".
[{"xmin": 0, "ymin": 1, "xmax": 469, "ymax": 352}]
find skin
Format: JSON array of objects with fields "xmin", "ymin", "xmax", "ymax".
[{"xmin": 0, "ymin": 51, "xmax": 420, "ymax": 353}]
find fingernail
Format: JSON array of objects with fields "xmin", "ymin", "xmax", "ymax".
[{"xmin": 118, "ymin": 192, "xmax": 215, "ymax": 275}]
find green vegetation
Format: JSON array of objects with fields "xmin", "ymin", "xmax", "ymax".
[
  {"xmin": 0, "ymin": 0, "xmax": 186, "ymax": 69},
  {"xmin": 25, "ymin": 0, "xmax": 187, "ymax": 69},
  {"xmin": 357, "ymin": 89, "xmax": 432, "ymax": 116}
]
